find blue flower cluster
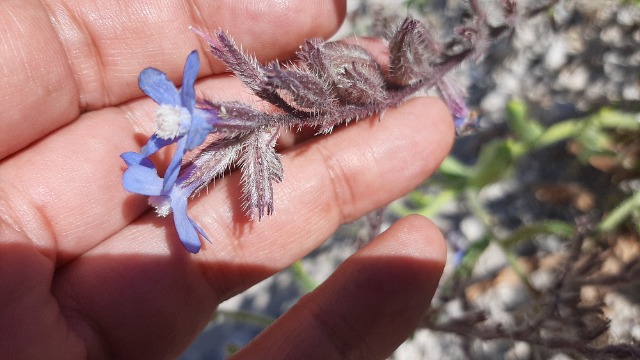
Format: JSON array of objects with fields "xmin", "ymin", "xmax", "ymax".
[{"xmin": 121, "ymin": 51, "xmax": 215, "ymax": 253}]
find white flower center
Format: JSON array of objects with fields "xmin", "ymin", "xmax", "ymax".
[
  {"xmin": 155, "ymin": 105, "xmax": 187, "ymax": 139},
  {"xmin": 148, "ymin": 196, "xmax": 171, "ymax": 216}
]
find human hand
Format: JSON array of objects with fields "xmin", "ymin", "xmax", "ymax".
[{"xmin": 0, "ymin": 0, "xmax": 453, "ymax": 358}]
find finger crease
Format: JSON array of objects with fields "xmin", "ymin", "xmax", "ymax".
[
  {"xmin": 313, "ymin": 140, "xmax": 358, "ymax": 225},
  {"xmin": 41, "ymin": 0, "xmax": 108, "ymax": 112},
  {"xmin": 305, "ymin": 300, "xmax": 354, "ymax": 359}
]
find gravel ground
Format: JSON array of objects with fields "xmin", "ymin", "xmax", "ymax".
[{"xmin": 181, "ymin": 1, "xmax": 640, "ymax": 359}]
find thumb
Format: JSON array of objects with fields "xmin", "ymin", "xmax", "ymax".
[{"xmin": 232, "ymin": 214, "xmax": 446, "ymax": 360}]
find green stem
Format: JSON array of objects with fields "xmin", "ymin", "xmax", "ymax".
[
  {"xmin": 291, "ymin": 260, "xmax": 318, "ymax": 293},
  {"xmin": 599, "ymin": 190, "xmax": 640, "ymax": 232},
  {"xmin": 214, "ymin": 309, "xmax": 275, "ymax": 328},
  {"xmin": 465, "ymin": 189, "xmax": 537, "ymax": 292}
]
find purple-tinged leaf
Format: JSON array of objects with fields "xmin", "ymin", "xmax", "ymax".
[
  {"xmin": 301, "ymin": 41, "xmax": 386, "ymax": 105},
  {"xmin": 205, "ymin": 31, "xmax": 304, "ymax": 114},
  {"xmin": 264, "ymin": 63, "xmax": 337, "ymax": 114},
  {"xmin": 182, "ymin": 136, "xmax": 244, "ymax": 194},
  {"xmin": 239, "ymin": 128, "xmax": 283, "ymax": 220},
  {"xmin": 209, "ymin": 31, "xmax": 265, "ymax": 94},
  {"xmin": 200, "ymin": 100, "xmax": 271, "ymax": 134}
]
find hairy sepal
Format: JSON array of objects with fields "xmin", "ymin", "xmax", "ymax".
[
  {"xmin": 388, "ymin": 17, "xmax": 440, "ymax": 86},
  {"xmin": 300, "ymin": 41, "xmax": 387, "ymax": 105},
  {"xmin": 239, "ymin": 128, "xmax": 283, "ymax": 220},
  {"xmin": 182, "ymin": 136, "xmax": 244, "ymax": 195},
  {"xmin": 264, "ymin": 63, "xmax": 338, "ymax": 115}
]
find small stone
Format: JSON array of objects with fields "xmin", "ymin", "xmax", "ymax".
[
  {"xmin": 557, "ymin": 65, "xmax": 589, "ymax": 92},
  {"xmin": 460, "ymin": 216, "xmax": 486, "ymax": 243},
  {"xmin": 496, "ymin": 283, "xmax": 529, "ymax": 311},
  {"xmin": 623, "ymin": 83, "xmax": 640, "ymax": 101},
  {"xmin": 481, "ymin": 180, "xmax": 517, "ymax": 203},
  {"xmin": 529, "ymin": 268, "xmax": 555, "ymax": 291},
  {"xmin": 545, "ymin": 37, "xmax": 567, "ymax": 71},
  {"xmin": 506, "ymin": 342, "xmax": 532, "ymax": 360},
  {"xmin": 583, "ymin": 78, "xmax": 606, "ymax": 101},
  {"xmin": 564, "ymin": 28, "xmax": 586, "ymax": 54},
  {"xmin": 632, "ymin": 325, "xmax": 640, "ymax": 341},
  {"xmin": 600, "ymin": 25, "xmax": 624, "ymax": 47},
  {"xmin": 617, "ymin": 6, "xmax": 640, "ymax": 27},
  {"xmin": 473, "ymin": 242, "xmax": 508, "ymax": 278},
  {"xmin": 480, "ymin": 91, "xmax": 509, "ymax": 115},
  {"xmin": 552, "ymin": 3, "xmax": 572, "ymax": 26},
  {"xmin": 549, "ymin": 354, "xmax": 575, "ymax": 360},
  {"xmin": 629, "ymin": 51, "xmax": 640, "ymax": 66}
]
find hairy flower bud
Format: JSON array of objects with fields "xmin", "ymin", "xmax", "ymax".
[
  {"xmin": 264, "ymin": 64, "xmax": 337, "ymax": 114},
  {"xmin": 388, "ymin": 17, "xmax": 439, "ymax": 86},
  {"xmin": 300, "ymin": 40, "xmax": 386, "ymax": 104}
]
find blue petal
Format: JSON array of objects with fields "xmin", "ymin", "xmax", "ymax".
[
  {"xmin": 453, "ymin": 249, "xmax": 466, "ymax": 267},
  {"xmin": 121, "ymin": 152, "xmax": 152, "ymax": 167},
  {"xmin": 190, "ymin": 217, "xmax": 210, "ymax": 243},
  {"xmin": 185, "ymin": 112, "xmax": 213, "ymax": 150},
  {"xmin": 139, "ymin": 68, "xmax": 180, "ymax": 106},
  {"xmin": 171, "ymin": 195, "xmax": 201, "ymax": 253},
  {"xmin": 122, "ymin": 165, "xmax": 164, "ymax": 195},
  {"xmin": 162, "ymin": 137, "xmax": 188, "ymax": 193},
  {"xmin": 454, "ymin": 116, "xmax": 466, "ymax": 129},
  {"xmin": 140, "ymin": 134, "xmax": 176, "ymax": 157},
  {"xmin": 179, "ymin": 51, "xmax": 200, "ymax": 111}
]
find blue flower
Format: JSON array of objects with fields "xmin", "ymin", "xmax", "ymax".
[
  {"xmin": 121, "ymin": 153, "xmax": 208, "ymax": 253},
  {"xmin": 452, "ymin": 248, "xmax": 467, "ymax": 268},
  {"xmin": 120, "ymin": 50, "xmax": 217, "ymax": 253},
  {"xmin": 135, "ymin": 50, "xmax": 214, "ymax": 191},
  {"xmin": 436, "ymin": 77, "xmax": 478, "ymax": 134}
]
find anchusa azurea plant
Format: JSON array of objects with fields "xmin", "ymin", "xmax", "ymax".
[{"xmin": 121, "ymin": 0, "xmax": 557, "ymax": 253}]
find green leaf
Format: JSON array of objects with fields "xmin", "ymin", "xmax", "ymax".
[
  {"xmin": 225, "ymin": 342, "xmax": 242, "ymax": 356},
  {"xmin": 501, "ymin": 221, "xmax": 575, "ymax": 249},
  {"xmin": 214, "ymin": 309, "xmax": 275, "ymax": 328},
  {"xmin": 393, "ymin": 188, "xmax": 459, "ymax": 218},
  {"xmin": 533, "ymin": 108, "xmax": 639, "ymax": 151},
  {"xmin": 599, "ymin": 190, "xmax": 640, "ymax": 232},
  {"xmin": 438, "ymin": 156, "xmax": 472, "ymax": 178},
  {"xmin": 506, "ymin": 99, "xmax": 544, "ymax": 145},
  {"xmin": 291, "ymin": 260, "xmax": 318, "ymax": 293},
  {"xmin": 469, "ymin": 140, "xmax": 514, "ymax": 188},
  {"xmin": 593, "ymin": 108, "xmax": 640, "ymax": 131},
  {"xmin": 455, "ymin": 236, "xmax": 491, "ymax": 278},
  {"xmin": 535, "ymin": 119, "xmax": 584, "ymax": 148},
  {"xmin": 404, "ymin": 0, "xmax": 432, "ymax": 13},
  {"xmin": 575, "ymin": 126, "xmax": 615, "ymax": 159}
]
